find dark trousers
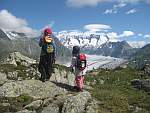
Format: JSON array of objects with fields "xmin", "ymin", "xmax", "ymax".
[{"xmin": 38, "ymin": 54, "xmax": 54, "ymax": 82}]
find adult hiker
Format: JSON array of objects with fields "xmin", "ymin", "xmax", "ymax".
[
  {"xmin": 70, "ymin": 46, "xmax": 87, "ymax": 91},
  {"xmin": 38, "ymin": 27, "xmax": 56, "ymax": 82}
]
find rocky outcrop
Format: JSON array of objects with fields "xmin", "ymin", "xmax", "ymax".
[
  {"xmin": 3, "ymin": 52, "xmax": 36, "ymax": 66},
  {"xmin": 0, "ymin": 80, "xmax": 68, "ymax": 99},
  {"xmin": 0, "ymin": 53, "xmax": 98, "ymax": 113},
  {"xmin": 0, "ymin": 79, "xmax": 98, "ymax": 113},
  {"xmin": 131, "ymin": 79, "xmax": 150, "ymax": 92},
  {"xmin": 51, "ymin": 67, "xmax": 75, "ymax": 86},
  {"xmin": 41, "ymin": 91, "xmax": 98, "ymax": 113},
  {"xmin": 62, "ymin": 91, "xmax": 91, "ymax": 113}
]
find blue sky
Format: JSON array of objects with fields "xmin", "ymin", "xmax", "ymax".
[{"xmin": 0, "ymin": 0, "xmax": 150, "ymax": 47}]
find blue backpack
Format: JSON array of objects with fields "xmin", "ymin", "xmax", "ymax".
[{"xmin": 42, "ymin": 36, "xmax": 55, "ymax": 54}]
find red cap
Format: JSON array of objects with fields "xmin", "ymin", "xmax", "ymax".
[{"xmin": 44, "ymin": 27, "xmax": 52, "ymax": 35}]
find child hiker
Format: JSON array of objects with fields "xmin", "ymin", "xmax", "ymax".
[{"xmin": 70, "ymin": 46, "xmax": 87, "ymax": 91}]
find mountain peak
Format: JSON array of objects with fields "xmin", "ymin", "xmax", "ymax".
[
  {"xmin": 0, "ymin": 29, "xmax": 10, "ymax": 40},
  {"xmin": 56, "ymin": 32, "xmax": 109, "ymax": 48}
]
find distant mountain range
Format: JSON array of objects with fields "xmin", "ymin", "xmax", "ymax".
[
  {"xmin": 1, "ymin": 29, "xmax": 149, "ymax": 62},
  {"xmin": 0, "ymin": 29, "xmax": 71, "ymax": 61},
  {"xmin": 56, "ymin": 32, "xmax": 138, "ymax": 58},
  {"xmin": 129, "ymin": 44, "xmax": 150, "ymax": 69},
  {"xmin": 56, "ymin": 32, "xmax": 109, "ymax": 48}
]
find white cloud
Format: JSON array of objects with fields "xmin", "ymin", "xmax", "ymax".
[
  {"xmin": 103, "ymin": 0, "xmax": 150, "ymax": 15},
  {"xmin": 66, "ymin": 0, "xmax": 112, "ymax": 8},
  {"xmin": 107, "ymin": 32, "xmax": 119, "ymax": 42},
  {"xmin": 126, "ymin": 9, "xmax": 137, "ymax": 14},
  {"xmin": 128, "ymin": 41, "xmax": 146, "ymax": 48},
  {"xmin": 138, "ymin": 33, "xmax": 143, "ymax": 36},
  {"xmin": 67, "ymin": 0, "xmax": 150, "ymax": 8},
  {"xmin": 119, "ymin": 0, "xmax": 150, "ymax": 4},
  {"xmin": 144, "ymin": 34, "xmax": 150, "ymax": 38},
  {"xmin": 84, "ymin": 24, "xmax": 111, "ymax": 32},
  {"xmin": 104, "ymin": 2, "xmax": 127, "ymax": 14},
  {"xmin": 68, "ymin": 30, "xmax": 83, "ymax": 36},
  {"xmin": 114, "ymin": 2, "xmax": 127, "ymax": 8},
  {"xmin": 0, "ymin": 9, "xmax": 39, "ymax": 37},
  {"xmin": 104, "ymin": 9, "xmax": 117, "ymax": 14},
  {"xmin": 118, "ymin": 31, "xmax": 134, "ymax": 37}
]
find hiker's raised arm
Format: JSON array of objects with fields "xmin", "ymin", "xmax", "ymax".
[{"xmin": 39, "ymin": 37, "xmax": 44, "ymax": 47}]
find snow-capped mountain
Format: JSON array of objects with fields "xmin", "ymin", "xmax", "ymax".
[
  {"xmin": 0, "ymin": 29, "xmax": 138, "ymax": 59},
  {"xmin": 0, "ymin": 29, "xmax": 10, "ymax": 40},
  {"xmin": 56, "ymin": 31, "xmax": 138, "ymax": 58},
  {"xmin": 56, "ymin": 31, "xmax": 111, "ymax": 48},
  {"xmin": 0, "ymin": 29, "xmax": 33, "ymax": 40},
  {"xmin": 5, "ymin": 31, "xmax": 28, "ymax": 40},
  {"xmin": 93, "ymin": 41, "xmax": 138, "ymax": 58}
]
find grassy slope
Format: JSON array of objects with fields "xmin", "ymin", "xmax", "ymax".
[{"xmin": 85, "ymin": 67, "xmax": 150, "ymax": 113}]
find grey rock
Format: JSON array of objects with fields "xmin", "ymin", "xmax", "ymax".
[
  {"xmin": 131, "ymin": 79, "xmax": 150, "ymax": 91},
  {"xmin": 144, "ymin": 64, "xmax": 150, "ymax": 75},
  {"xmin": 0, "ymin": 80, "xmax": 68, "ymax": 99},
  {"xmin": 99, "ymin": 79, "xmax": 104, "ymax": 85},
  {"xmin": 0, "ymin": 72, "xmax": 7, "ymax": 85},
  {"xmin": 131, "ymin": 106, "xmax": 149, "ymax": 113},
  {"xmin": 43, "ymin": 94, "xmax": 73, "ymax": 108},
  {"xmin": 62, "ymin": 91, "xmax": 91, "ymax": 113},
  {"xmin": 134, "ymin": 106, "xmax": 142, "ymax": 113},
  {"xmin": 41, "ymin": 103, "xmax": 59, "ymax": 113},
  {"xmin": 86, "ymin": 99, "xmax": 98, "ymax": 113},
  {"xmin": 7, "ymin": 71, "xmax": 18, "ymax": 79},
  {"xmin": 131, "ymin": 79, "xmax": 141, "ymax": 89},
  {"xmin": 3, "ymin": 52, "xmax": 36, "ymax": 66},
  {"xmin": 141, "ymin": 79, "xmax": 150, "ymax": 91},
  {"xmin": 24, "ymin": 100, "xmax": 43, "ymax": 109},
  {"xmin": 50, "ymin": 68, "xmax": 75, "ymax": 86},
  {"xmin": 16, "ymin": 109, "xmax": 36, "ymax": 113},
  {"xmin": 1, "ymin": 102, "xmax": 10, "ymax": 107}
]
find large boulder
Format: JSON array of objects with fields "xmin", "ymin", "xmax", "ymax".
[
  {"xmin": 50, "ymin": 67, "xmax": 75, "ymax": 86},
  {"xmin": 62, "ymin": 91, "xmax": 91, "ymax": 113},
  {"xmin": 0, "ymin": 80, "xmax": 68, "ymax": 99},
  {"xmin": 40, "ymin": 91, "xmax": 98, "ymax": 113}
]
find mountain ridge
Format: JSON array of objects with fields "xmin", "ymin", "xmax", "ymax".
[
  {"xmin": 56, "ymin": 31, "xmax": 139, "ymax": 58},
  {"xmin": 0, "ymin": 29, "xmax": 71, "ymax": 61}
]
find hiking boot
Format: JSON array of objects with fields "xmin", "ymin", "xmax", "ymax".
[
  {"xmin": 73, "ymin": 86, "xmax": 82, "ymax": 92},
  {"xmin": 41, "ymin": 79, "xmax": 46, "ymax": 82}
]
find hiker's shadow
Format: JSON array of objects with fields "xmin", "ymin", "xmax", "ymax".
[{"xmin": 51, "ymin": 81, "xmax": 76, "ymax": 92}]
